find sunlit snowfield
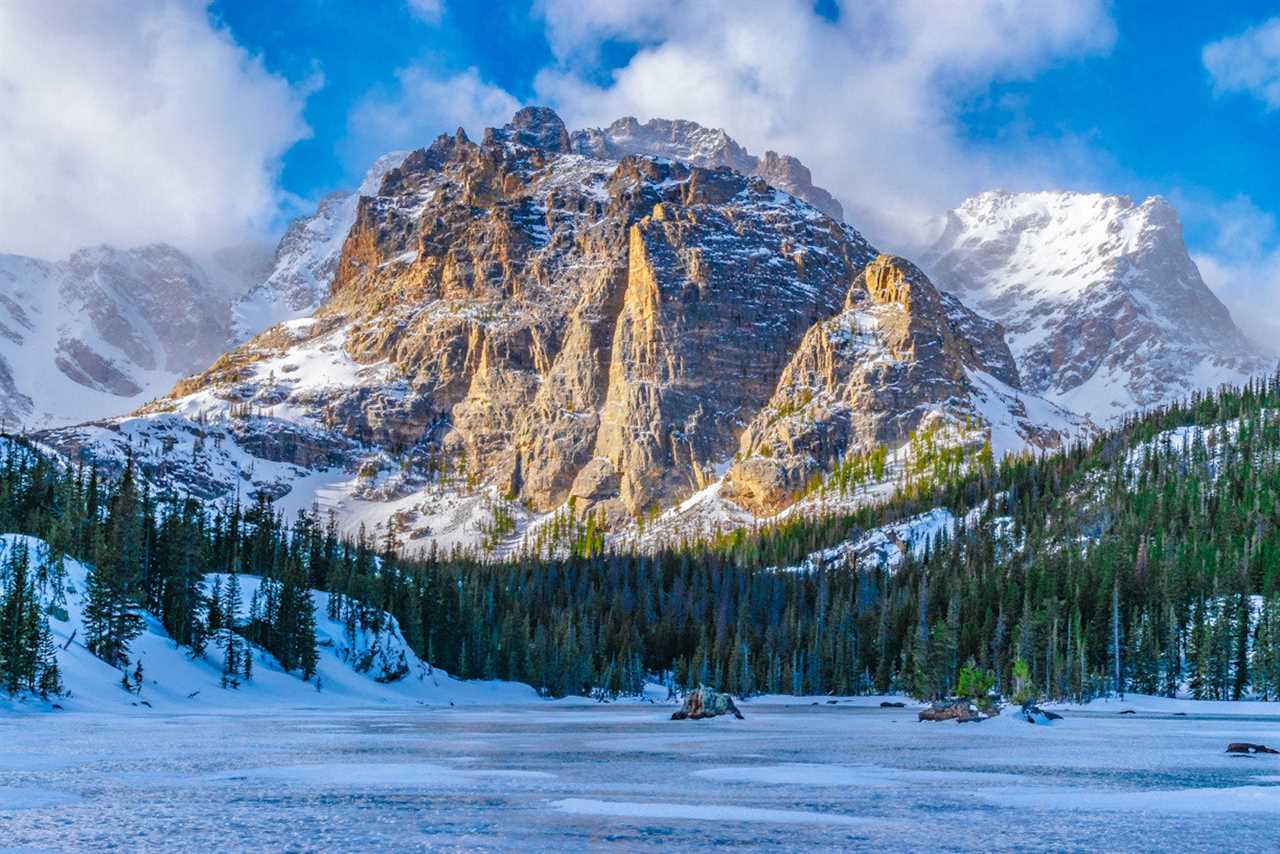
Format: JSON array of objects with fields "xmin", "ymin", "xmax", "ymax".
[{"xmin": 4, "ymin": 702, "xmax": 1280, "ymax": 851}]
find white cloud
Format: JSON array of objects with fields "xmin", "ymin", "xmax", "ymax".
[
  {"xmin": 407, "ymin": 0, "xmax": 444, "ymax": 25},
  {"xmin": 344, "ymin": 66, "xmax": 521, "ymax": 167},
  {"xmin": 1203, "ymin": 17, "xmax": 1280, "ymax": 109},
  {"xmin": 1187, "ymin": 195, "xmax": 1280, "ymax": 353},
  {"xmin": 0, "ymin": 1, "xmax": 312, "ymax": 260},
  {"xmin": 532, "ymin": 0, "xmax": 1115, "ymax": 247}
]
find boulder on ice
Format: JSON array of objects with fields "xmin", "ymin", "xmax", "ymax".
[
  {"xmin": 671, "ymin": 687, "xmax": 744, "ymax": 720},
  {"xmin": 918, "ymin": 698, "xmax": 988, "ymax": 723}
]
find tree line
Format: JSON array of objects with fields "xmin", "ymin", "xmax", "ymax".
[{"xmin": 3, "ymin": 372, "xmax": 1280, "ymax": 703}]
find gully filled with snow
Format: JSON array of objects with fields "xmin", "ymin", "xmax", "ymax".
[{"xmin": 3, "ymin": 701, "xmax": 1280, "ymax": 850}]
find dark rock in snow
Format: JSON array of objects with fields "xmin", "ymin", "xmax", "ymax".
[
  {"xmin": 1119, "ymin": 709, "xmax": 1136, "ymax": 715},
  {"xmin": 1226, "ymin": 743, "xmax": 1280, "ymax": 755},
  {"xmin": 1014, "ymin": 702, "xmax": 1060, "ymax": 725},
  {"xmin": 918, "ymin": 699, "xmax": 984, "ymax": 723},
  {"xmin": 671, "ymin": 687, "xmax": 744, "ymax": 720},
  {"xmin": 880, "ymin": 701, "xmax": 906, "ymax": 708}
]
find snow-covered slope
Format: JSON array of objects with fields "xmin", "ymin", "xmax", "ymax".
[
  {"xmin": 0, "ymin": 534, "xmax": 536, "ymax": 713},
  {"xmin": 771, "ymin": 502, "xmax": 1015, "ymax": 575},
  {"xmin": 0, "ymin": 245, "xmax": 236, "ymax": 428},
  {"xmin": 924, "ymin": 191, "xmax": 1270, "ymax": 421},
  {"xmin": 231, "ymin": 151, "xmax": 410, "ymax": 339}
]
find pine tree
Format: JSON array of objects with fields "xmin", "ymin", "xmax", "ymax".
[
  {"xmin": 35, "ymin": 614, "xmax": 62, "ymax": 698},
  {"xmin": 221, "ymin": 572, "xmax": 243, "ymax": 689},
  {"xmin": 83, "ymin": 461, "xmax": 145, "ymax": 667},
  {"xmin": 0, "ymin": 540, "xmax": 37, "ymax": 693}
]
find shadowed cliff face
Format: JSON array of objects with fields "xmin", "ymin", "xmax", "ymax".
[{"xmin": 99, "ymin": 108, "xmax": 1049, "ymax": 529}]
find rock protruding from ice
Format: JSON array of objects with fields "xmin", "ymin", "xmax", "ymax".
[
  {"xmin": 671, "ymin": 687, "xmax": 745, "ymax": 720},
  {"xmin": 1015, "ymin": 702, "xmax": 1063, "ymax": 725},
  {"xmin": 918, "ymin": 699, "xmax": 987, "ymax": 723}
]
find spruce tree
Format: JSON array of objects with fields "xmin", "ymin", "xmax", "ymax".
[
  {"xmin": 221, "ymin": 572, "xmax": 243, "ymax": 689},
  {"xmin": 83, "ymin": 461, "xmax": 145, "ymax": 667}
]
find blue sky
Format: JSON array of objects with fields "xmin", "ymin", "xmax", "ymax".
[
  {"xmin": 205, "ymin": 1, "xmax": 1280, "ymax": 267},
  {"xmin": 2, "ymin": 1, "xmax": 1279, "ymax": 335}
]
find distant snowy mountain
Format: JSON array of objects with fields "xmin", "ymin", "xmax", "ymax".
[
  {"xmin": 923, "ymin": 191, "xmax": 1270, "ymax": 420},
  {"xmin": 231, "ymin": 151, "xmax": 410, "ymax": 339},
  {"xmin": 0, "ymin": 244, "xmax": 238, "ymax": 428},
  {"xmin": 0, "ymin": 151, "xmax": 413, "ymax": 429}
]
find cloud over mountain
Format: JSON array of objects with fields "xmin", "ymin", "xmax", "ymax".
[
  {"xmin": 531, "ymin": 0, "xmax": 1116, "ymax": 246},
  {"xmin": 0, "ymin": 0, "xmax": 311, "ymax": 259}
]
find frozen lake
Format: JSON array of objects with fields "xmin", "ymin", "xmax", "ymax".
[{"xmin": 4, "ymin": 701, "xmax": 1280, "ymax": 851}]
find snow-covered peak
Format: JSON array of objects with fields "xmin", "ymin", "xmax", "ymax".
[
  {"xmin": 924, "ymin": 190, "xmax": 1267, "ymax": 419},
  {"xmin": 936, "ymin": 191, "xmax": 1180, "ymax": 294},
  {"xmin": 359, "ymin": 149, "xmax": 415, "ymax": 196},
  {"xmin": 0, "ymin": 243, "xmax": 236, "ymax": 428},
  {"xmin": 231, "ymin": 150, "xmax": 410, "ymax": 339}
]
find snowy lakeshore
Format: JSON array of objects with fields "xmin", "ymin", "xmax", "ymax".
[{"xmin": 4, "ymin": 700, "xmax": 1280, "ymax": 851}]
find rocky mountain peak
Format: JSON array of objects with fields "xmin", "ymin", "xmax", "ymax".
[
  {"xmin": 719, "ymin": 252, "xmax": 1059, "ymax": 515},
  {"xmin": 571, "ymin": 116, "xmax": 844, "ymax": 221},
  {"xmin": 924, "ymin": 189, "xmax": 1267, "ymax": 417},
  {"xmin": 34, "ymin": 106, "xmax": 1087, "ymax": 552},
  {"xmin": 861, "ymin": 255, "xmax": 940, "ymax": 315},
  {"xmin": 483, "ymin": 105, "xmax": 572, "ymax": 154}
]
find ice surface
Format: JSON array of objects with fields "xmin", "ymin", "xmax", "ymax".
[{"xmin": 4, "ymin": 703, "xmax": 1280, "ymax": 850}]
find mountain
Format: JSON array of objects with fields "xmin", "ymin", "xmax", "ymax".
[
  {"xmin": 230, "ymin": 117, "xmax": 842, "ymax": 342},
  {"xmin": 0, "ymin": 244, "xmax": 238, "ymax": 428},
  {"xmin": 0, "ymin": 151, "xmax": 407, "ymax": 430},
  {"xmin": 571, "ymin": 117, "xmax": 844, "ymax": 221},
  {"xmin": 35, "ymin": 108, "xmax": 1081, "ymax": 552},
  {"xmin": 923, "ymin": 190, "xmax": 1270, "ymax": 419},
  {"xmin": 230, "ymin": 151, "xmax": 410, "ymax": 339}
]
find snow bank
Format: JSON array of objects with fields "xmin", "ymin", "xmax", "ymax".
[
  {"xmin": 0, "ymin": 534, "xmax": 537, "ymax": 715},
  {"xmin": 1050, "ymin": 693, "xmax": 1280, "ymax": 717}
]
